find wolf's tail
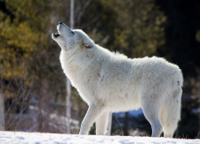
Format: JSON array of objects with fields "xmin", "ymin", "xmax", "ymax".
[{"xmin": 159, "ymin": 78, "xmax": 183, "ymax": 137}]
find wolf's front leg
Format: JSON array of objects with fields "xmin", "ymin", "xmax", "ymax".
[
  {"xmin": 96, "ymin": 112, "xmax": 109, "ymax": 135},
  {"xmin": 79, "ymin": 103, "xmax": 105, "ymax": 135}
]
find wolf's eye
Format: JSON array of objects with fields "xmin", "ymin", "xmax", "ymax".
[{"xmin": 71, "ymin": 31, "xmax": 75, "ymax": 34}]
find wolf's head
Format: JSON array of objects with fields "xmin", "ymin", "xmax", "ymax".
[{"xmin": 52, "ymin": 22, "xmax": 95, "ymax": 51}]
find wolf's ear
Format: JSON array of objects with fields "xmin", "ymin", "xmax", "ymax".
[{"xmin": 82, "ymin": 38, "xmax": 94, "ymax": 50}]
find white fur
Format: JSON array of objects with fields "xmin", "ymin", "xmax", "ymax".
[{"xmin": 52, "ymin": 22, "xmax": 183, "ymax": 137}]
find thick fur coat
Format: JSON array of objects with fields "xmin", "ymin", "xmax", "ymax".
[{"xmin": 52, "ymin": 22, "xmax": 183, "ymax": 137}]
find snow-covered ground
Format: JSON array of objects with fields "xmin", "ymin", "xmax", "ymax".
[{"xmin": 0, "ymin": 131, "xmax": 199, "ymax": 144}]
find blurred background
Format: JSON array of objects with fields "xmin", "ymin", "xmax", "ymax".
[{"xmin": 0, "ymin": 0, "xmax": 200, "ymax": 138}]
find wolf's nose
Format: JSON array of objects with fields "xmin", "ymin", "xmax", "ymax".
[{"xmin": 59, "ymin": 21, "xmax": 63, "ymax": 25}]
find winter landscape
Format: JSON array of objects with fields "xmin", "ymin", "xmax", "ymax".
[
  {"xmin": 0, "ymin": 0, "xmax": 200, "ymax": 142},
  {"xmin": 0, "ymin": 131, "xmax": 200, "ymax": 144}
]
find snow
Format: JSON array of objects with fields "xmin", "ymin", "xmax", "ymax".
[{"xmin": 0, "ymin": 131, "xmax": 199, "ymax": 144}]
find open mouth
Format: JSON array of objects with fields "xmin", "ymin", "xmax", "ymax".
[
  {"xmin": 52, "ymin": 24, "xmax": 62, "ymax": 39},
  {"xmin": 53, "ymin": 32, "xmax": 60, "ymax": 38}
]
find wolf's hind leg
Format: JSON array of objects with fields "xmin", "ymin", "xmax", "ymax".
[
  {"xmin": 142, "ymin": 102, "xmax": 163, "ymax": 137},
  {"xmin": 140, "ymin": 93, "xmax": 163, "ymax": 137}
]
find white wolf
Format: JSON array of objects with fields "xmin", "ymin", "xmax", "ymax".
[{"xmin": 52, "ymin": 22, "xmax": 183, "ymax": 137}]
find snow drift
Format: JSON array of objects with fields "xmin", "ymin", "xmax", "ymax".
[{"xmin": 0, "ymin": 131, "xmax": 199, "ymax": 144}]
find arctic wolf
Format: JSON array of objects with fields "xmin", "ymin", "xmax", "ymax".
[{"xmin": 52, "ymin": 22, "xmax": 183, "ymax": 137}]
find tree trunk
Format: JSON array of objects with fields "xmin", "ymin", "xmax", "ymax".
[
  {"xmin": 199, "ymin": 112, "xmax": 200, "ymax": 138},
  {"xmin": 66, "ymin": 0, "xmax": 74, "ymax": 134},
  {"xmin": 66, "ymin": 78, "xmax": 71, "ymax": 134},
  {"xmin": 0, "ymin": 94, "xmax": 4, "ymax": 130},
  {"xmin": 123, "ymin": 112, "xmax": 129, "ymax": 135}
]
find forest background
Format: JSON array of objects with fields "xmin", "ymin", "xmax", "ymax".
[{"xmin": 0, "ymin": 0, "xmax": 200, "ymax": 138}]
